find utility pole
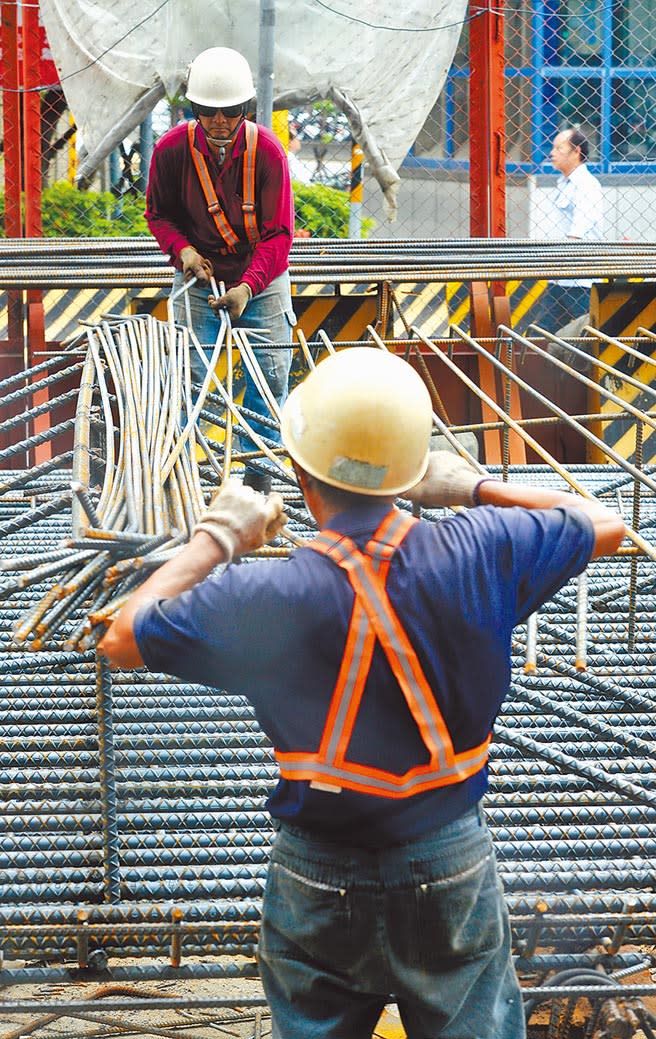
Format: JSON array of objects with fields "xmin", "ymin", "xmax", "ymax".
[{"xmin": 257, "ymin": 0, "xmax": 275, "ymax": 129}]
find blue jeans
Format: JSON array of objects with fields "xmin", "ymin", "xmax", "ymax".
[
  {"xmin": 258, "ymin": 805, "xmax": 524, "ymax": 1039},
  {"xmin": 172, "ymin": 271, "xmax": 294, "ymax": 467}
]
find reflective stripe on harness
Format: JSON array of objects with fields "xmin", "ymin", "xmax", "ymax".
[
  {"xmin": 187, "ymin": 120, "xmax": 260, "ymax": 252},
  {"xmin": 241, "ymin": 121, "xmax": 260, "ymax": 245},
  {"xmin": 275, "ymin": 509, "xmax": 491, "ymax": 798}
]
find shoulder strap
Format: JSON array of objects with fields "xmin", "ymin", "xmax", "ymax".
[
  {"xmin": 241, "ymin": 121, "xmax": 260, "ymax": 245},
  {"xmin": 278, "ymin": 509, "xmax": 491, "ymax": 797},
  {"xmin": 311, "ymin": 512, "xmax": 454, "ymax": 770},
  {"xmin": 187, "ymin": 120, "xmax": 239, "ymax": 252}
]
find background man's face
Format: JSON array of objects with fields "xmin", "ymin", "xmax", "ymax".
[{"xmin": 550, "ymin": 131, "xmax": 580, "ymax": 176}]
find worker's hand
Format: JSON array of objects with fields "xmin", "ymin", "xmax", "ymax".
[
  {"xmin": 405, "ymin": 451, "xmax": 493, "ymax": 508},
  {"xmin": 192, "ymin": 478, "xmax": 287, "ymax": 562},
  {"xmin": 208, "ymin": 283, "xmax": 252, "ymax": 320},
  {"xmin": 179, "ymin": 246, "xmax": 213, "ymax": 283}
]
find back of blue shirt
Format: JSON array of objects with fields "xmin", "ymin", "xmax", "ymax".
[{"xmin": 135, "ymin": 502, "xmax": 593, "ymax": 847}]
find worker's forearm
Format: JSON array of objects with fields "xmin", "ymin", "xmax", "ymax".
[
  {"xmin": 477, "ymin": 480, "xmax": 626, "ymax": 558},
  {"xmin": 478, "ymin": 481, "xmax": 583, "ymax": 511},
  {"xmin": 125, "ymin": 531, "xmax": 224, "ymax": 616},
  {"xmin": 98, "ymin": 532, "xmax": 225, "ymax": 666}
]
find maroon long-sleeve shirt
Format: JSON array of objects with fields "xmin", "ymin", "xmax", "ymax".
[{"xmin": 145, "ymin": 119, "xmax": 294, "ymax": 296}]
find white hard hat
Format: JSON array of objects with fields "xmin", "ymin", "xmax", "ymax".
[
  {"xmin": 280, "ymin": 348, "xmax": 433, "ymax": 496},
  {"xmin": 186, "ymin": 48, "xmax": 256, "ymax": 108}
]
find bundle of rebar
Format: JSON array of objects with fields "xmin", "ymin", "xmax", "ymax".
[{"xmin": 3, "ymin": 235, "xmax": 656, "ymax": 286}]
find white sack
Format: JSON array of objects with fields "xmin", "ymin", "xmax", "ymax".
[{"xmin": 40, "ymin": 0, "xmax": 467, "ymax": 218}]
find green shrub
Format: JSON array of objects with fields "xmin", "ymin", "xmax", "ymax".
[
  {"xmin": 41, "ymin": 182, "xmax": 150, "ymax": 236},
  {"xmin": 0, "ymin": 182, "xmax": 150, "ymax": 237},
  {"xmin": 0, "ymin": 179, "xmax": 373, "ymax": 239},
  {"xmin": 292, "ymin": 181, "xmax": 374, "ymax": 238}
]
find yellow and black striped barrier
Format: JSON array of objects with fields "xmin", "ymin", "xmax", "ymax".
[
  {"xmin": 349, "ymin": 143, "xmax": 364, "ymax": 239},
  {"xmin": 0, "ymin": 277, "xmax": 557, "ymax": 349},
  {"xmin": 588, "ymin": 282, "xmax": 656, "ymax": 465}
]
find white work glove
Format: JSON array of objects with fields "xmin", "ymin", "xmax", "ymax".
[
  {"xmin": 209, "ymin": 283, "xmax": 252, "ymax": 320},
  {"xmin": 193, "ymin": 478, "xmax": 287, "ymax": 562},
  {"xmin": 405, "ymin": 451, "xmax": 494, "ymax": 509},
  {"xmin": 179, "ymin": 245, "xmax": 213, "ymax": 283}
]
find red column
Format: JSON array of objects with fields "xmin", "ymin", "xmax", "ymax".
[
  {"xmin": 1, "ymin": 0, "xmax": 22, "ymax": 237},
  {"xmin": 23, "ymin": 0, "xmax": 51, "ymax": 461},
  {"xmin": 0, "ymin": 0, "xmax": 25, "ymax": 387},
  {"xmin": 469, "ymin": 0, "xmax": 506, "ymax": 239},
  {"xmin": 468, "ymin": 2, "xmax": 511, "ymax": 465},
  {"xmin": 22, "ymin": 0, "xmax": 42, "ymax": 237}
]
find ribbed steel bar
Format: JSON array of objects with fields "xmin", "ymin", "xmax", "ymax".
[
  {"xmin": 1, "ymin": 314, "xmax": 656, "ymax": 1003},
  {"xmin": 459, "ymin": 324, "xmax": 656, "ymax": 497},
  {"xmin": 3, "ymin": 982, "xmax": 653, "ymax": 1018},
  {"xmin": 95, "ymin": 654, "xmax": 120, "ymax": 904},
  {"xmin": 0, "ymin": 492, "xmax": 72, "ymax": 540},
  {"xmin": 0, "ymin": 417, "xmax": 77, "ymax": 465},
  {"xmin": 7, "ymin": 237, "xmax": 656, "ymax": 286},
  {"xmin": 0, "ymin": 361, "xmax": 84, "ymax": 415},
  {"xmin": 417, "ymin": 326, "xmax": 656, "ymax": 564},
  {"xmin": 0, "ymin": 451, "xmax": 75, "ymax": 497}
]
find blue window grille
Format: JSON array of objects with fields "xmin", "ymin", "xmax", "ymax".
[{"xmin": 405, "ymin": 0, "xmax": 656, "ymax": 176}]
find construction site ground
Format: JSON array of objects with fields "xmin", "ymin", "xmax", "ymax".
[{"xmin": 3, "ymin": 950, "xmax": 656, "ymax": 1039}]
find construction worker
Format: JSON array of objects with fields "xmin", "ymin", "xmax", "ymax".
[
  {"xmin": 146, "ymin": 46, "xmax": 295, "ymax": 493},
  {"xmin": 99, "ymin": 348, "xmax": 625, "ymax": 1038}
]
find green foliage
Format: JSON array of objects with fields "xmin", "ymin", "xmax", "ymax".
[
  {"xmin": 0, "ymin": 182, "xmax": 150, "ymax": 237},
  {"xmin": 42, "ymin": 182, "xmax": 150, "ymax": 236},
  {"xmin": 0, "ymin": 179, "xmax": 374, "ymax": 240},
  {"xmin": 292, "ymin": 181, "xmax": 374, "ymax": 239}
]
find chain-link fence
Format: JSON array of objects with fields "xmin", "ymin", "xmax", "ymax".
[
  {"xmin": 2, "ymin": 0, "xmax": 656, "ymax": 351},
  {"xmin": 3, "ymin": 2, "xmax": 656, "ymax": 241}
]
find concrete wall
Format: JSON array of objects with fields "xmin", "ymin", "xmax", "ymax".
[{"xmin": 361, "ymin": 169, "xmax": 656, "ymax": 242}]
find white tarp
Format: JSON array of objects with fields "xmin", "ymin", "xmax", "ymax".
[{"xmin": 40, "ymin": 0, "xmax": 467, "ymax": 218}]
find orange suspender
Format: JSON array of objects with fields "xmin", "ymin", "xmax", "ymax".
[
  {"xmin": 275, "ymin": 509, "xmax": 491, "ymax": 798},
  {"xmin": 241, "ymin": 121, "xmax": 259, "ymax": 245},
  {"xmin": 187, "ymin": 120, "xmax": 260, "ymax": 252}
]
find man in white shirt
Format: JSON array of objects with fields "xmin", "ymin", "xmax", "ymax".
[
  {"xmin": 531, "ymin": 128, "xmax": 603, "ymax": 335},
  {"xmin": 287, "ymin": 127, "xmax": 313, "ymax": 185}
]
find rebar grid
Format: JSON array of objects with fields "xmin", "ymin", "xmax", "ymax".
[{"xmin": 1, "ymin": 314, "xmax": 656, "ymax": 1031}]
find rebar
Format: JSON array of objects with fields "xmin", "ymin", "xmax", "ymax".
[{"xmin": 1, "ymin": 304, "xmax": 656, "ymax": 1026}]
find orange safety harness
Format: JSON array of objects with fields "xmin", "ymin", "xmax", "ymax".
[
  {"xmin": 275, "ymin": 509, "xmax": 491, "ymax": 798},
  {"xmin": 187, "ymin": 119, "xmax": 260, "ymax": 252}
]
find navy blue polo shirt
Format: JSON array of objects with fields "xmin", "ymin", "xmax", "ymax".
[{"xmin": 135, "ymin": 501, "xmax": 594, "ymax": 847}]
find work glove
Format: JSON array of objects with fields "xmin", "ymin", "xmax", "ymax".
[
  {"xmin": 179, "ymin": 245, "xmax": 213, "ymax": 283},
  {"xmin": 193, "ymin": 478, "xmax": 287, "ymax": 562},
  {"xmin": 405, "ymin": 451, "xmax": 494, "ymax": 509},
  {"xmin": 209, "ymin": 283, "xmax": 252, "ymax": 321}
]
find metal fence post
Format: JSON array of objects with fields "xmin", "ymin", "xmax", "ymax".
[{"xmin": 257, "ymin": 0, "xmax": 275, "ymax": 129}]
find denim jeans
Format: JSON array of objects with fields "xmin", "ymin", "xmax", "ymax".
[
  {"xmin": 258, "ymin": 804, "xmax": 524, "ymax": 1039},
  {"xmin": 171, "ymin": 270, "xmax": 294, "ymax": 469}
]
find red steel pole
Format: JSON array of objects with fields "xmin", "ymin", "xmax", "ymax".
[
  {"xmin": 468, "ymin": 1, "xmax": 509, "ymax": 463},
  {"xmin": 22, "ymin": 0, "xmax": 42, "ymax": 237},
  {"xmin": 469, "ymin": 0, "xmax": 506, "ymax": 239},
  {"xmin": 0, "ymin": 0, "xmax": 25, "ymax": 442},
  {"xmin": 22, "ymin": 0, "xmax": 51, "ymax": 461},
  {"xmin": 1, "ymin": 0, "xmax": 22, "ymax": 237}
]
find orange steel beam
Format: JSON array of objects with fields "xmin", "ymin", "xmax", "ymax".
[
  {"xmin": 0, "ymin": 0, "xmax": 25, "ymax": 385},
  {"xmin": 23, "ymin": 0, "xmax": 50, "ymax": 462},
  {"xmin": 469, "ymin": 0, "xmax": 506, "ymax": 239}
]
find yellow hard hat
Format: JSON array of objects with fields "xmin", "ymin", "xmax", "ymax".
[{"xmin": 280, "ymin": 347, "xmax": 432, "ymax": 496}]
